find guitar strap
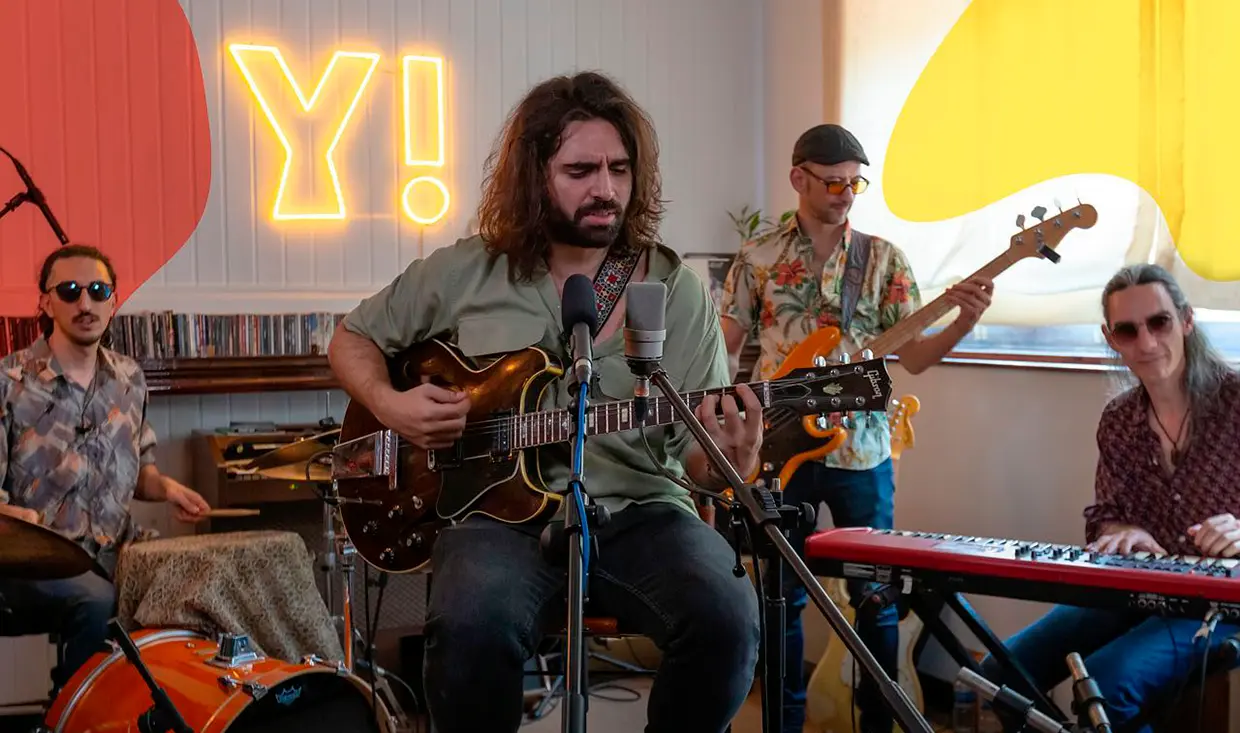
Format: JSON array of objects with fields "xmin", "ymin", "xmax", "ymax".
[
  {"xmin": 839, "ymin": 230, "xmax": 872, "ymax": 332},
  {"xmin": 592, "ymin": 246, "xmax": 641, "ymax": 329}
]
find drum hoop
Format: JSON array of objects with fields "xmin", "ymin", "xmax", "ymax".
[{"xmin": 53, "ymin": 628, "xmax": 203, "ymax": 733}]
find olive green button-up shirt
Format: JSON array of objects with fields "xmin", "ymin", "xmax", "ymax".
[{"xmin": 342, "ymin": 235, "xmax": 731, "ymax": 517}]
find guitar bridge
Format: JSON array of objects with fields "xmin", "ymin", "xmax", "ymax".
[{"xmin": 332, "ymin": 429, "xmax": 397, "ymax": 483}]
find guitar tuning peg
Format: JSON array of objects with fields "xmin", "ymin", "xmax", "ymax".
[
  {"xmin": 1031, "ymin": 205, "xmax": 1047, "ymax": 222},
  {"xmin": 1053, "ymin": 197, "xmax": 1064, "ymax": 213},
  {"xmin": 1016, "ymin": 214, "xmax": 1026, "ymax": 229},
  {"xmin": 860, "ymin": 349, "xmax": 873, "ymax": 360}
]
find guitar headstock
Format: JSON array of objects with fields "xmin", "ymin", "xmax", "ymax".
[
  {"xmin": 889, "ymin": 394, "xmax": 921, "ymax": 460},
  {"xmin": 1009, "ymin": 201, "xmax": 1097, "ymax": 264},
  {"xmin": 773, "ymin": 358, "xmax": 894, "ymax": 416}
]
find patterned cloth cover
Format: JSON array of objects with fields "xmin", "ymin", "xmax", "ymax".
[{"xmin": 116, "ymin": 530, "xmax": 342, "ymax": 663}]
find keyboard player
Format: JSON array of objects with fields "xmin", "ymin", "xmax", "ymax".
[{"xmin": 980, "ymin": 263, "xmax": 1240, "ymax": 732}]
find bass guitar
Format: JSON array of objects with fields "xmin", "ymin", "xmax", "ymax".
[
  {"xmin": 330, "ymin": 337, "xmax": 895, "ymax": 573},
  {"xmin": 750, "ymin": 202, "xmax": 1098, "ymax": 491}
]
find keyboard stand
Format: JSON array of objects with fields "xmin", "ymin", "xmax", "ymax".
[{"xmin": 903, "ymin": 586, "xmax": 1070, "ymax": 724}]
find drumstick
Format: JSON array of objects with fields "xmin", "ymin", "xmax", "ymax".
[{"xmin": 202, "ymin": 508, "xmax": 261, "ymax": 518}]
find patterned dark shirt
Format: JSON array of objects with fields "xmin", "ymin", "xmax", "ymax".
[
  {"xmin": 0, "ymin": 337, "xmax": 158, "ymax": 558},
  {"xmin": 1084, "ymin": 370, "xmax": 1240, "ymax": 556}
]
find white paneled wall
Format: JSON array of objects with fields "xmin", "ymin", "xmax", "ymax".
[
  {"xmin": 1, "ymin": 0, "xmax": 767, "ymax": 708},
  {"xmin": 121, "ymin": 0, "xmax": 763, "ymax": 314}
]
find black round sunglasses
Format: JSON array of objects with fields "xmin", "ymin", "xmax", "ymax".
[{"xmin": 47, "ymin": 280, "xmax": 114, "ymax": 303}]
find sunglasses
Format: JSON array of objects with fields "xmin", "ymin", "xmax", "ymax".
[
  {"xmin": 799, "ymin": 167, "xmax": 869, "ymax": 195},
  {"xmin": 47, "ymin": 280, "xmax": 114, "ymax": 304},
  {"xmin": 1107, "ymin": 313, "xmax": 1174, "ymax": 344}
]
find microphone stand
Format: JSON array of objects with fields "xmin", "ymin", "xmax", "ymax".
[
  {"xmin": 107, "ymin": 618, "xmax": 194, "ymax": 733},
  {"xmin": 562, "ymin": 374, "xmax": 599, "ymax": 733},
  {"xmin": 646, "ymin": 367, "xmax": 933, "ymax": 733}
]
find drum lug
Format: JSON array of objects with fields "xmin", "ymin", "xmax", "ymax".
[
  {"xmin": 207, "ymin": 632, "xmax": 264, "ymax": 669},
  {"xmin": 302, "ymin": 654, "xmax": 350, "ymax": 675},
  {"xmin": 242, "ymin": 680, "xmax": 269, "ymax": 700}
]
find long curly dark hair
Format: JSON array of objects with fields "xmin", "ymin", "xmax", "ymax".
[{"xmin": 476, "ymin": 71, "xmax": 666, "ymax": 282}]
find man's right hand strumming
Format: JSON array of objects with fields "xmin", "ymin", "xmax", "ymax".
[
  {"xmin": 376, "ymin": 383, "xmax": 471, "ymax": 450},
  {"xmin": 0, "ymin": 504, "xmax": 40, "ymax": 524},
  {"xmin": 1087, "ymin": 524, "xmax": 1167, "ymax": 555}
]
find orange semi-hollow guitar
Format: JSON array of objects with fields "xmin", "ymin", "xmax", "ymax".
[{"xmin": 748, "ymin": 202, "xmax": 1097, "ymax": 491}]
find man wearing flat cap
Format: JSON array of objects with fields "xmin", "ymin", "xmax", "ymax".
[{"xmin": 720, "ymin": 123, "xmax": 994, "ymax": 733}]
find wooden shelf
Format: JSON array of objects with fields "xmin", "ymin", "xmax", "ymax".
[
  {"xmin": 135, "ymin": 341, "xmax": 754, "ymax": 397},
  {"xmin": 140, "ymin": 355, "xmax": 338, "ymax": 396}
]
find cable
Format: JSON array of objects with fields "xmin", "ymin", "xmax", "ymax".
[
  {"xmin": 1195, "ymin": 622, "xmax": 1212, "ymax": 733},
  {"xmin": 572, "ymin": 381, "xmax": 591, "ymax": 579}
]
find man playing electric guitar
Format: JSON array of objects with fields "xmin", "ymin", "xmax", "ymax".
[
  {"xmin": 719, "ymin": 123, "xmax": 994, "ymax": 733},
  {"xmin": 328, "ymin": 71, "xmax": 763, "ymax": 733}
]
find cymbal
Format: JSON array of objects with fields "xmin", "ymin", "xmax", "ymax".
[
  {"xmin": 0, "ymin": 515, "xmax": 94, "ymax": 580},
  {"xmin": 253, "ymin": 460, "xmax": 333, "ymax": 483},
  {"xmin": 243, "ymin": 428, "xmax": 340, "ymax": 472}
]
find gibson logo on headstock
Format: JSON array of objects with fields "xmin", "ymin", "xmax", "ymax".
[{"xmin": 865, "ymin": 369, "xmax": 886, "ymax": 399}]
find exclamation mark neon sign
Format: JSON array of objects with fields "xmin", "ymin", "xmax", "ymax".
[{"xmin": 401, "ymin": 55, "xmax": 450, "ymax": 225}]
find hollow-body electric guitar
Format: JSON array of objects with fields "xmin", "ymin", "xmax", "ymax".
[
  {"xmin": 749, "ymin": 202, "xmax": 1098, "ymax": 491},
  {"xmin": 331, "ymin": 337, "xmax": 895, "ymax": 573}
]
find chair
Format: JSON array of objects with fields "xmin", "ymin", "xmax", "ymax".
[
  {"xmin": 1149, "ymin": 635, "xmax": 1240, "ymax": 733},
  {"xmin": 524, "ymin": 608, "xmax": 657, "ymax": 721},
  {"xmin": 522, "ymin": 500, "xmax": 721, "ymax": 721}
]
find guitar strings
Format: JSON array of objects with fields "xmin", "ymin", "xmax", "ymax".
[{"xmin": 383, "ymin": 374, "xmax": 878, "ymax": 448}]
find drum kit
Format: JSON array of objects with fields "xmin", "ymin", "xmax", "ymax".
[{"xmin": 0, "ymin": 425, "xmax": 422, "ymax": 733}]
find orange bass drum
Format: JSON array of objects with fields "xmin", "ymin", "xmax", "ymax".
[{"xmin": 42, "ymin": 628, "xmax": 386, "ymax": 733}]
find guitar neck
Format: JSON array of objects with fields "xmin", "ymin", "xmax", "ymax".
[
  {"xmin": 512, "ymin": 382, "xmax": 770, "ymax": 451},
  {"xmin": 856, "ymin": 249, "xmax": 1018, "ymax": 360}
]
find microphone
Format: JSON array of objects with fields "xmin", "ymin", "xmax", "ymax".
[
  {"xmin": 561, "ymin": 274, "xmax": 599, "ymax": 391},
  {"xmin": 623, "ymin": 282, "xmax": 667, "ymax": 426},
  {"xmin": 0, "ymin": 146, "xmax": 69, "ymax": 245},
  {"xmin": 954, "ymin": 668, "xmax": 1070, "ymax": 733},
  {"xmin": 1067, "ymin": 652, "xmax": 1112, "ymax": 733}
]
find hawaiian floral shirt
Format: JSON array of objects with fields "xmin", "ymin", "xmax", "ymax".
[{"xmin": 720, "ymin": 217, "xmax": 922, "ymax": 470}]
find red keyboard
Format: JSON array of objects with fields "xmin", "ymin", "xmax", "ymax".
[{"xmin": 805, "ymin": 527, "xmax": 1240, "ymax": 620}]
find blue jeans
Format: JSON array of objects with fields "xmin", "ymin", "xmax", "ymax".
[
  {"xmin": 0, "ymin": 569, "xmax": 116, "ymax": 692},
  {"xmin": 980, "ymin": 605, "xmax": 1240, "ymax": 733},
  {"xmin": 422, "ymin": 501, "xmax": 761, "ymax": 733},
  {"xmin": 781, "ymin": 459, "xmax": 897, "ymax": 733}
]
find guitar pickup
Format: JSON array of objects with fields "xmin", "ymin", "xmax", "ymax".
[
  {"xmin": 489, "ymin": 409, "xmax": 515, "ymax": 461},
  {"xmin": 428, "ymin": 440, "xmax": 464, "ymax": 471}
]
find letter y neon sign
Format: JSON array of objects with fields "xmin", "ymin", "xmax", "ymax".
[{"xmin": 228, "ymin": 44, "xmax": 380, "ymax": 220}]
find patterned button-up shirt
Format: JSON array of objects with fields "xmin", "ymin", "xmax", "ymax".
[
  {"xmin": 720, "ymin": 218, "xmax": 922, "ymax": 471},
  {"xmin": 0, "ymin": 337, "xmax": 158, "ymax": 558},
  {"xmin": 1084, "ymin": 372, "xmax": 1240, "ymax": 556}
]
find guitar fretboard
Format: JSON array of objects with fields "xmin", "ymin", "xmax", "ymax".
[{"xmin": 510, "ymin": 383, "xmax": 771, "ymax": 450}]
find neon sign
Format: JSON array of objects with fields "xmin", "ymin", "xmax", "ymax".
[{"xmin": 228, "ymin": 44, "xmax": 449, "ymax": 225}]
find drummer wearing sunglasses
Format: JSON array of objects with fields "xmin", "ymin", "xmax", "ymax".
[{"xmin": 0, "ymin": 244, "xmax": 209, "ymax": 695}]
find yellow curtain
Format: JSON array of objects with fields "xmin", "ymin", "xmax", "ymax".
[{"xmin": 873, "ymin": 0, "xmax": 1240, "ymax": 322}]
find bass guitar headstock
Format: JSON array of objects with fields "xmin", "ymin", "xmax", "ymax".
[
  {"xmin": 1009, "ymin": 201, "xmax": 1097, "ymax": 265},
  {"xmin": 772, "ymin": 356, "xmax": 893, "ymax": 416},
  {"xmin": 889, "ymin": 394, "xmax": 921, "ymax": 460}
]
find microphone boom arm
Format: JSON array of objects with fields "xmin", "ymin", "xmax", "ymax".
[{"xmin": 645, "ymin": 366, "xmax": 934, "ymax": 733}]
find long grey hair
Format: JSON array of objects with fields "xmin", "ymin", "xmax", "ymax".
[{"xmin": 1101, "ymin": 263, "xmax": 1234, "ymax": 413}]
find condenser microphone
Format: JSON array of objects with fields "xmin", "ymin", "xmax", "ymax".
[
  {"xmin": 624, "ymin": 282, "xmax": 667, "ymax": 425},
  {"xmin": 954, "ymin": 668, "xmax": 1070, "ymax": 733},
  {"xmin": 1067, "ymin": 653, "xmax": 1112, "ymax": 733},
  {"xmin": 561, "ymin": 274, "xmax": 599, "ymax": 390}
]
